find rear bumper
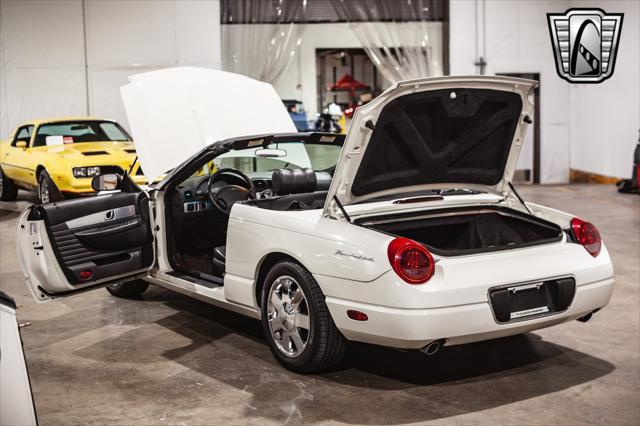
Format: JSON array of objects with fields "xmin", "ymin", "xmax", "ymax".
[{"xmin": 324, "ymin": 277, "xmax": 614, "ymax": 349}]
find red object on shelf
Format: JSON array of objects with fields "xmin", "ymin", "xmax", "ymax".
[{"xmin": 329, "ymin": 74, "xmax": 370, "ymax": 92}]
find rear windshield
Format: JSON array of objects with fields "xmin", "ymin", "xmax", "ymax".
[{"xmin": 33, "ymin": 121, "xmax": 131, "ymax": 147}]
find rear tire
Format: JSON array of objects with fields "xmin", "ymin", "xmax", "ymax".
[
  {"xmin": 105, "ymin": 280, "xmax": 149, "ymax": 299},
  {"xmin": 261, "ymin": 261, "xmax": 346, "ymax": 373},
  {"xmin": 0, "ymin": 167, "xmax": 18, "ymax": 201}
]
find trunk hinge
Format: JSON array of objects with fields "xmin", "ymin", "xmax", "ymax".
[{"xmin": 332, "ymin": 195, "xmax": 352, "ymax": 223}]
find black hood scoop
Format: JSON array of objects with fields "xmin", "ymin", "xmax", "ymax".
[{"xmin": 82, "ymin": 151, "xmax": 109, "ymax": 156}]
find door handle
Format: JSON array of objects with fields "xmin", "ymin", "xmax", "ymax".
[
  {"xmin": 105, "ymin": 210, "xmax": 115, "ymax": 221},
  {"xmin": 75, "ymin": 218, "xmax": 141, "ymax": 238}
]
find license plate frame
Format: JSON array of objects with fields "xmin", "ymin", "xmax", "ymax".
[
  {"xmin": 489, "ymin": 277, "xmax": 576, "ymax": 324},
  {"xmin": 508, "ymin": 282, "xmax": 549, "ymax": 319}
]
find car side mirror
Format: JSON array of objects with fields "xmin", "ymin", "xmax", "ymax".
[
  {"xmin": 91, "ymin": 173, "xmax": 121, "ymax": 192},
  {"xmin": 15, "ymin": 141, "xmax": 27, "ymax": 149}
]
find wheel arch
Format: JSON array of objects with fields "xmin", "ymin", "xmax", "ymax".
[
  {"xmin": 35, "ymin": 165, "xmax": 46, "ymax": 179},
  {"xmin": 35, "ymin": 164, "xmax": 64, "ymax": 201},
  {"xmin": 254, "ymin": 251, "xmax": 310, "ymax": 308},
  {"xmin": 37, "ymin": 162, "xmax": 62, "ymax": 180}
]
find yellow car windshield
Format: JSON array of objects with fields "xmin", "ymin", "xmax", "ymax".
[{"xmin": 33, "ymin": 121, "xmax": 131, "ymax": 147}]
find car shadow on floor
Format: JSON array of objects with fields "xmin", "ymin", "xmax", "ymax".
[
  {"xmin": 145, "ymin": 289, "xmax": 616, "ymax": 424},
  {"xmin": 24, "ymin": 285, "xmax": 616, "ymax": 424}
]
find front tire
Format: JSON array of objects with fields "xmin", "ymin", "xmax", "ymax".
[
  {"xmin": 38, "ymin": 170, "xmax": 60, "ymax": 204},
  {"xmin": 261, "ymin": 261, "xmax": 346, "ymax": 373},
  {"xmin": 0, "ymin": 167, "xmax": 18, "ymax": 201},
  {"xmin": 105, "ymin": 280, "xmax": 149, "ymax": 299}
]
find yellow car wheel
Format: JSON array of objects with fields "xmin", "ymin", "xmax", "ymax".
[
  {"xmin": 0, "ymin": 167, "xmax": 19, "ymax": 201},
  {"xmin": 37, "ymin": 170, "xmax": 62, "ymax": 204}
]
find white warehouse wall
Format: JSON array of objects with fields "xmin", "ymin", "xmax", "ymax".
[
  {"xmin": 568, "ymin": 0, "xmax": 639, "ymax": 179},
  {"xmin": 450, "ymin": 0, "xmax": 572, "ymax": 183},
  {"xmin": 0, "ymin": 0, "xmax": 87, "ymax": 140},
  {"xmin": 0, "ymin": 0, "xmax": 222, "ymax": 139},
  {"xmin": 450, "ymin": 0, "xmax": 639, "ymax": 182}
]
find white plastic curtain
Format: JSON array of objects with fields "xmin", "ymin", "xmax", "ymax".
[
  {"xmin": 332, "ymin": 0, "xmax": 441, "ymax": 83},
  {"xmin": 222, "ymin": 23, "xmax": 303, "ymax": 83},
  {"xmin": 221, "ymin": 0, "xmax": 305, "ymax": 83}
]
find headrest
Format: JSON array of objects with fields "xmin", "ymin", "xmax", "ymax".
[{"xmin": 272, "ymin": 168, "xmax": 317, "ymax": 195}]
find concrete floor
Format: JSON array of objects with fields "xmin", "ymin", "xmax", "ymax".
[{"xmin": 0, "ymin": 185, "xmax": 638, "ymax": 425}]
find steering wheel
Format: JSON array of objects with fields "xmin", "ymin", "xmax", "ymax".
[{"xmin": 207, "ymin": 168, "xmax": 256, "ymax": 215}]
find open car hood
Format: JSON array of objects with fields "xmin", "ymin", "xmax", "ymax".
[
  {"xmin": 121, "ymin": 67, "xmax": 296, "ymax": 181},
  {"xmin": 324, "ymin": 75, "xmax": 537, "ymax": 218}
]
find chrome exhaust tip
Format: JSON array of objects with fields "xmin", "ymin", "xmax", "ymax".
[
  {"xmin": 420, "ymin": 339, "xmax": 445, "ymax": 356},
  {"xmin": 577, "ymin": 308, "xmax": 600, "ymax": 323},
  {"xmin": 577, "ymin": 313, "xmax": 593, "ymax": 322}
]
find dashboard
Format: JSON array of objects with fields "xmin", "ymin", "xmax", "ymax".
[{"xmin": 175, "ymin": 172, "xmax": 274, "ymax": 214}]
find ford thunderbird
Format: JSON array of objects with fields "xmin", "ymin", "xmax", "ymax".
[{"xmin": 16, "ymin": 70, "xmax": 614, "ymax": 373}]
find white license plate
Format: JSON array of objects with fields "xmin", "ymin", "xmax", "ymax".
[{"xmin": 510, "ymin": 305, "xmax": 549, "ymax": 319}]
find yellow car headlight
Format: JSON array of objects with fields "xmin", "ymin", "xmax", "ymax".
[{"xmin": 73, "ymin": 167, "xmax": 101, "ymax": 178}]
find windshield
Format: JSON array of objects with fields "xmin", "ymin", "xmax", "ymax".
[
  {"xmin": 214, "ymin": 142, "xmax": 342, "ymax": 174},
  {"xmin": 283, "ymin": 100, "xmax": 305, "ymax": 114},
  {"xmin": 34, "ymin": 121, "xmax": 131, "ymax": 147}
]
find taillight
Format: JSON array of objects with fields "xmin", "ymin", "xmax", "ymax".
[
  {"xmin": 387, "ymin": 237, "xmax": 435, "ymax": 284},
  {"xmin": 347, "ymin": 310, "xmax": 368, "ymax": 321},
  {"xmin": 570, "ymin": 217, "xmax": 602, "ymax": 257}
]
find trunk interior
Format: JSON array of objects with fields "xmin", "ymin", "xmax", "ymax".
[{"xmin": 358, "ymin": 206, "xmax": 563, "ymax": 256}]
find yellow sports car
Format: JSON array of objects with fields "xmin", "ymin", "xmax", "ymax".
[{"xmin": 0, "ymin": 117, "xmax": 146, "ymax": 203}]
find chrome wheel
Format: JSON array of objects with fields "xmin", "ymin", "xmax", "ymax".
[
  {"xmin": 267, "ymin": 275, "xmax": 310, "ymax": 358},
  {"xmin": 39, "ymin": 176, "xmax": 50, "ymax": 204}
]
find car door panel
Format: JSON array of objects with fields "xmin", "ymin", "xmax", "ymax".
[
  {"xmin": 17, "ymin": 191, "xmax": 154, "ymax": 301},
  {"xmin": 2, "ymin": 126, "xmax": 35, "ymax": 184},
  {"xmin": 2, "ymin": 148, "xmax": 31, "ymax": 184},
  {"xmin": 73, "ymin": 216, "xmax": 149, "ymax": 249}
]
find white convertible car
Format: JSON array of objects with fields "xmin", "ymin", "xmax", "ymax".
[{"xmin": 17, "ymin": 69, "xmax": 614, "ymax": 373}]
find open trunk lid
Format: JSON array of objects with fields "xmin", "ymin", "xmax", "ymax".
[{"xmin": 324, "ymin": 76, "xmax": 537, "ymax": 219}]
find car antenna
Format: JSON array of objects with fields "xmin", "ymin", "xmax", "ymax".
[
  {"xmin": 508, "ymin": 181, "xmax": 533, "ymax": 215},
  {"xmin": 333, "ymin": 195, "xmax": 351, "ymax": 223}
]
